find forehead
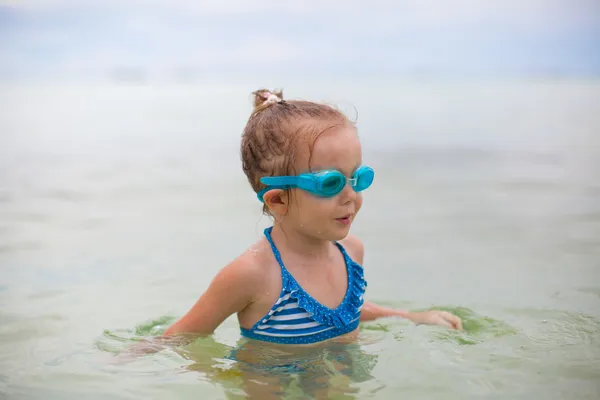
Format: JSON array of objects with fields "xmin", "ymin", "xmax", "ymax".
[{"xmin": 295, "ymin": 124, "xmax": 362, "ymax": 174}]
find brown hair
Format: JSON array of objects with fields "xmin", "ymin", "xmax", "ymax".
[{"xmin": 241, "ymin": 88, "xmax": 351, "ymax": 215}]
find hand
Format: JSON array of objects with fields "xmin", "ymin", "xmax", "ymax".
[{"xmin": 408, "ymin": 310, "xmax": 463, "ymax": 330}]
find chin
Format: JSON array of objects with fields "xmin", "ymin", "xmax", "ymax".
[{"xmin": 329, "ymin": 226, "xmax": 352, "ymax": 241}]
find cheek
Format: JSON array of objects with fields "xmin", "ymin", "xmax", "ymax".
[
  {"xmin": 355, "ymin": 194, "xmax": 364, "ymax": 213},
  {"xmin": 294, "ymin": 192, "xmax": 336, "ymax": 217}
]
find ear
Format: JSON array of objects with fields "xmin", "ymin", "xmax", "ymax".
[{"xmin": 262, "ymin": 189, "xmax": 288, "ymax": 217}]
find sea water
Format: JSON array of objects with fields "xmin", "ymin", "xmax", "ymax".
[{"xmin": 1, "ymin": 80, "xmax": 599, "ymax": 399}]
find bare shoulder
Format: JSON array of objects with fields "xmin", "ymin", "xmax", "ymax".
[
  {"xmin": 218, "ymin": 238, "xmax": 273, "ymax": 292},
  {"xmin": 339, "ymin": 234, "xmax": 365, "ymax": 265},
  {"xmin": 162, "ymin": 237, "xmax": 276, "ymax": 336}
]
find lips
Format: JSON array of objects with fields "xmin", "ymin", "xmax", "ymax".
[{"xmin": 335, "ymin": 214, "xmax": 353, "ymax": 225}]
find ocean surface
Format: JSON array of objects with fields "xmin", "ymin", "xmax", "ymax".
[{"xmin": 1, "ymin": 80, "xmax": 599, "ymax": 399}]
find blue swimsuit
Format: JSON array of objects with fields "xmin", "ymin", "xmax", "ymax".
[{"xmin": 240, "ymin": 227, "xmax": 368, "ymax": 345}]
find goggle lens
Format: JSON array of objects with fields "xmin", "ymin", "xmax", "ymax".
[
  {"xmin": 354, "ymin": 167, "xmax": 374, "ymax": 192},
  {"xmin": 318, "ymin": 174, "xmax": 346, "ymax": 196}
]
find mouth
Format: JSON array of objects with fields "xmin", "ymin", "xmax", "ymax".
[{"xmin": 335, "ymin": 214, "xmax": 353, "ymax": 225}]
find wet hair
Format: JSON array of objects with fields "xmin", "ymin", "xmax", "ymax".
[{"xmin": 240, "ymin": 88, "xmax": 352, "ymax": 215}]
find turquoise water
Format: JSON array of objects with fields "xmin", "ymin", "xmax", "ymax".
[{"xmin": 1, "ymin": 80, "xmax": 599, "ymax": 399}]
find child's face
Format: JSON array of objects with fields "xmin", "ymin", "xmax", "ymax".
[{"xmin": 287, "ymin": 124, "xmax": 364, "ymax": 241}]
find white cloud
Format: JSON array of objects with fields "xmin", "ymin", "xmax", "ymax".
[
  {"xmin": 5, "ymin": 0, "xmax": 599, "ymax": 39},
  {"xmin": 1, "ymin": 0, "xmax": 598, "ymax": 79}
]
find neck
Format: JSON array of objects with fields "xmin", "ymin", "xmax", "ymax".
[{"xmin": 270, "ymin": 223, "xmax": 334, "ymax": 263}]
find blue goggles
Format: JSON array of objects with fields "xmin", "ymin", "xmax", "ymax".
[{"xmin": 257, "ymin": 165, "xmax": 374, "ymax": 203}]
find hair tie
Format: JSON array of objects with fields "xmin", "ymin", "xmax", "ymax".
[{"xmin": 263, "ymin": 91, "xmax": 283, "ymax": 105}]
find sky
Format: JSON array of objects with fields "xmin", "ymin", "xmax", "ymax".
[{"xmin": 0, "ymin": 0, "xmax": 599, "ymax": 81}]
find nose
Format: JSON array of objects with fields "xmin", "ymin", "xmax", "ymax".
[{"xmin": 339, "ymin": 180, "xmax": 357, "ymax": 204}]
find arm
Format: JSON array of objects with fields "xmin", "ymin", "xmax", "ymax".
[
  {"xmin": 163, "ymin": 257, "xmax": 259, "ymax": 337},
  {"xmin": 360, "ymin": 300, "xmax": 462, "ymax": 330},
  {"xmin": 341, "ymin": 235, "xmax": 463, "ymax": 330},
  {"xmin": 360, "ymin": 300, "xmax": 410, "ymax": 321}
]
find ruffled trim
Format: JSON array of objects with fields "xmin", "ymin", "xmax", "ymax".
[
  {"xmin": 271, "ymin": 234, "xmax": 367, "ymax": 329},
  {"xmin": 263, "ymin": 227, "xmax": 368, "ymax": 329}
]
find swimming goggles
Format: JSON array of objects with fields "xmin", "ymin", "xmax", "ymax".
[{"xmin": 257, "ymin": 165, "xmax": 374, "ymax": 202}]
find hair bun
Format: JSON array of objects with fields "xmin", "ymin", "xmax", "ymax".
[{"xmin": 251, "ymin": 88, "xmax": 284, "ymax": 111}]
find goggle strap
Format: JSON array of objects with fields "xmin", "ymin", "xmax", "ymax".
[{"xmin": 260, "ymin": 176, "xmax": 298, "ymax": 186}]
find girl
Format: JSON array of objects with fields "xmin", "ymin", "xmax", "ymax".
[{"xmin": 164, "ymin": 89, "xmax": 462, "ymax": 345}]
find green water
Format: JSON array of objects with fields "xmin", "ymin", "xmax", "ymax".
[
  {"xmin": 1, "ymin": 80, "xmax": 599, "ymax": 399},
  {"xmin": 93, "ymin": 306, "xmax": 598, "ymax": 399}
]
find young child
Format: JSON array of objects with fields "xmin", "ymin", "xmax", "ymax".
[{"xmin": 164, "ymin": 89, "xmax": 462, "ymax": 345}]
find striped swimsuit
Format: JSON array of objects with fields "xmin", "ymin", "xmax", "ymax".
[{"xmin": 240, "ymin": 227, "xmax": 368, "ymax": 345}]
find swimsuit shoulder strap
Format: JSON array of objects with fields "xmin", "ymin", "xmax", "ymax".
[
  {"xmin": 333, "ymin": 239, "xmax": 368, "ymax": 295},
  {"xmin": 263, "ymin": 227, "xmax": 291, "ymax": 288}
]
